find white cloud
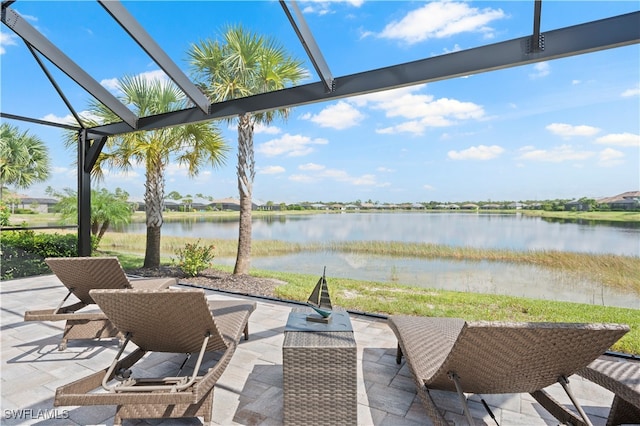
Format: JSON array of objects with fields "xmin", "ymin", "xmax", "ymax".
[
  {"xmin": 255, "ymin": 123, "xmax": 282, "ymax": 135},
  {"xmin": 375, "ymin": 127, "xmax": 395, "ymax": 135},
  {"xmin": 100, "ymin": 78, "xmax": 120, "ymax": 92},
  {"xmin": 41, "ymin": 111, "xmax": 101, "ymax": 126},
  {"xmin": 350, "ymin": 85, "xmax": 425, "ymax": 106},
  {"xmin": 305, "ymin": 101, "xmax": 365, "ymax": 129},
  {"xmin": 377, "ymin": 2, "xmax": 505, "ymax": 44},
  {"xmin": 138, "ymin": 69, "xmax": 170, "ymax": 83},
  {"xmin": 598, "ymin": 148, "xmax": 624, "ymax": 167},
  {"xmin": 443, "ymin": 44, "xmax": 463, "ymax": 54},
  {"xmin": 529, "ymin": 62, "xmax": 550, "ymax": 79},
  {"xmin": 448, "ymin": 145, "xmax": 504, "ymax": 160},
  {"xmin": 300, "ymin": 0, "xmax": 363, "ymax": 16},
  {"xmin": 424, "ymin": 184, "xmax": 435, "ymax": 191},
  {"xmin": 258, "ymin": 165, "xmax": 286, "ymax": 175},
  {"xmin": 101, "ymin": 70, "xmax": 169, "ymax": 94},
  {"xmin": 517, "ymin": 145, "xmax": 595, "ymax": 162},
  {"xmin": 352, "ymin": 86, "xmax": 484, "ymax": 136},
  {"xmin": 571, "ymin": 80, "xmax": 581, "ymax": 85},
  {"xmin": 299, "ymin": 163, "xmax": 325, "ymax": 171},
  {"xmin": 41, "ymin": 113, "xmax": 78, "ymax": 125},
  {"xmin": 377, "ymin": 121, "xmax": 427, "ymax": 135},
  {"xmin": 291, "ymin": 163, "xmax": 379, "ymax": 186},
  {"xmin": 621, "ymin": 85, "xmax": 640, "ymax": 97},
  {"xmin": 376, "ymin": 167, "xmax": 395, "ymax": 173},
  {"xmin": 257, "ymin": 133, "xmax": 328, "ymax": 157},
  {"xmin": 595, "ymin": 132, "xmax": 640, "ymax": 147},
  {"xmin": 546, "ymin": 123, "xmax": 601, "ymax": 138},
  {"xmin": 0, "ymin": 32, "xmax": 18, "ymax": 55}
]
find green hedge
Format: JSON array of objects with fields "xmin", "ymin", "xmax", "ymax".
[{"xmin": 0, "ymin": 231, "xmax": 94, "ymax": 280}]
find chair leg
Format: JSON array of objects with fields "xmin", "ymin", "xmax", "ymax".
[
  {"xmin": 396, "ymin": 343, "xmax": 403, "ymax": 364},
  {"xmin": 448, "ymin": 372, "xmax": 476, "ymax": 426},
  {"xmin": 418, "ymin": 385, "xmax": 453, "ymax": 426},
  {"xmin": 531, "ymin": 389, "xmax": 589, "ymax": 426},
  {"xmin": 558, "ymin": 376, "xmax": 594, "ymax": 426},
  {"xmin": 244, "ymin": 323, "xmax": 249, "ymax": 340}
]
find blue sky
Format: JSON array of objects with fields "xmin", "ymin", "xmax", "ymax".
[{"xmin": 1, "ymin": 1, "xmax": 639, "ymax": 204}]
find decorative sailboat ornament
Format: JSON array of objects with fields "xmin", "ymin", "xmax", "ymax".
[{"xmin": 306, "ymin": 266, "xmax": 333, "ymax": 323}]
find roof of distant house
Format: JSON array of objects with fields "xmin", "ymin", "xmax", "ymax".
[{"xmin": 597, "ymin": 191, "xmax": 640, "ymax": 204}]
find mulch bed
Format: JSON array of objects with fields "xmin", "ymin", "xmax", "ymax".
[{"xmin": 126, "ymin": 266, "xmax": 283, "ymax": 298}]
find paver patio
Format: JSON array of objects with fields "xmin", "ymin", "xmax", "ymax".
[{"xmin": 1, "ymin": 273, "xmax": 620, "ymax": 425}]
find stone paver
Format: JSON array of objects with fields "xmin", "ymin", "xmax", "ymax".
[{"xmin": 0, "ymin": 274, "xmax": 621, "ymax": 425}]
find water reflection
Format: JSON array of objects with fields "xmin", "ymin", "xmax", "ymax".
[
  {"xmin": 115, "ymin": 213, "xmax": 640, "ymax": 308},
  {"xmin": 123, "ymin": 212, "xmax": 640, "ymax": 256},
  {"xmin": 215, "ymin": 252, "xmax": 640, "ymax": 310},
  {"xmin": 540, "ymin": 216, "xmax": 640, "ymax": 229}
]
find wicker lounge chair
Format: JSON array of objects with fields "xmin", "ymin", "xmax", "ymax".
[
  {"xmin": 577, "ymin": 358, "xmax": 640, "ymax": 426},
  {"xmin": 54, "ymin": 288, "xmax": 256, "ymax": 425},
  {"xmin": 388, "ymin": 315, "xmax": 630, "ymax": 426},
  {"xmin": 24, "ymin": 257, "xmax": 176, "ymax": 350}
]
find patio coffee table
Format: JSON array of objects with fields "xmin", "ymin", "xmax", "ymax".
[{"xmin": 282, "ymin": 307, "xmax": 357, "ymax": 425}]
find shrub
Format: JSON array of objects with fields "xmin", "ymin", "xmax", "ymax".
[
  {"xmin": 173, "ymin": 239, "xmax": 215, "ymax": 277},
  {"xmin": 0, "ymin": 202, "xmax": 9, "ymax": 226},
  {"xmin": 0, "ymin": 231, "xmax": 96, "ymax": 280}
]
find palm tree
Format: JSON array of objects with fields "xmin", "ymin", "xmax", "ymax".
[
  {"xmin": 67, "ymin": 75, "xmax": 228, "ymax": 267},
  {"xmin": 0, "ymin": 123, "xmax": 51, "ymax": 201},
  {"xmin": 48, "ymin": 187, "xmax": 133, "ymax": 247},
  {"xmin": 188, "ymin": 25, "xmax": 307, "ymax": 274}
]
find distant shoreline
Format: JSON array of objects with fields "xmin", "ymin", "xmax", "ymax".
[{"xmin": 7, "ymin": 209, "xmax": 640, "ymax": 229}]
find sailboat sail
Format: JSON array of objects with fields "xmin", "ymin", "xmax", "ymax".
[{"xmin": 307, "ymin": 267, "xmax": 332, "ymax": 318}]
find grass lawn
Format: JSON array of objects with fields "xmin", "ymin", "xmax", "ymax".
[{"xmin": 112, "ymin": 253, "xmax": 640, "ymax": 356}]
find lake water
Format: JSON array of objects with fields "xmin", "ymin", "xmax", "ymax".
[{"xmin": 120, "ymin": 212, "xmax": 640, "ymax": 308}]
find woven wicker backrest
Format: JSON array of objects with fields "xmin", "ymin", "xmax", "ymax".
[
  {"xmin": 90, "ymin": 289, "xmax": 228, "ymax": 353},
  {"xmin": 46, "ymin": 257, "xmax": 132, "ymax": 303},
  {"xmin": 427, "ymin": 321, "xmax": 630, "ymax": 394}
]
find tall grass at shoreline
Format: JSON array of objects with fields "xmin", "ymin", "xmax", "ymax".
[
  {"xmin": 99, "ymin": 233, "xmax": 640, "ymax": 294},
  {"xmin": 253, "ymin": 269, "xmax": 640, "ymax": 355},
  {"xmin": 109, "ymin": 255, "xmax": 640, "ymax": 355},
  {"xmin": 16, "ymin": 229, "xmax": 637, "ymax": 354}
]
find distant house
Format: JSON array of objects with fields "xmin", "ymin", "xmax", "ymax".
[
  {"xmin": 164, "ymin": 200, "xmax": 181, "ymax": 211},
  {"xmin": 359, "ymin": 202, "xmax": 377, "ymax": 210},
  {"xmin": 597, "ymin": 191, "xmax": 640, "ymax": 211},
  {"xmin": 564, "ymin": 199, "xmax": 590, "ymax": 211},
  {"xmin": 507, "ymin": 202, "xmax": 527, "ymax": 210},
  {"xmin": 210, "ymin": 197, "xmax": 242, "ymax": 211},
  {"xmin": 461, "ymin": 203, "xmax": 478, "ymax": 210},
  {"xmin": 14, "ymin": 196, "xmax": 58, "ymax": 213},
  {"xmin": 481, "ymin": 204, "xmax": 502, "ymax": 210},
  {"xmin": 190, "ymin": 202, "xmax": 208, "ymax": 211}
]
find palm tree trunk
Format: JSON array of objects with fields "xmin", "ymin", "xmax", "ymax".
[
  {"xmin": 234, "ymin": 114, "xmax": 255, "ymax": 275},
  {"xmin": 144, "ymin": 158, "xmax": 165, "ymax": 268},
  {"xmin": 96, "ymin": 220, "xmax": 110, "ymax": 246}
]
